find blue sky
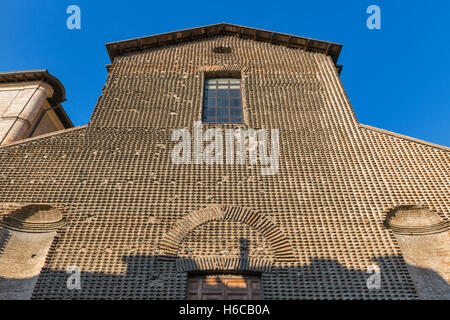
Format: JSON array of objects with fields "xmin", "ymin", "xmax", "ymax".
[{"xmin": 1, "ymin": 0, "xmax": 449, "ymax": 146}]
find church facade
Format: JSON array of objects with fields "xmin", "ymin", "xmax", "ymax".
[{"xmin": 0, "ymin": 23, "xmax": 448, "ymax": 300}]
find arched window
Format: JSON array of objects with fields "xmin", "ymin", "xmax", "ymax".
[{"xmin": 202, "ymin": 78, "xmax": 243, "ymax": 123}]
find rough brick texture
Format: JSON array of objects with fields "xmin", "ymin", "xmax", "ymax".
[{"xmin": 0, "ymin": 35, "xmax": 448, "ymax": 299}]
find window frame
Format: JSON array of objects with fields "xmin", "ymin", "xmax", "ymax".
[
  {"xmin": 187, "ymin": 273, "xmax": 262, "ymax": 300},
  {"xmin": 202, "ymin": 77, "xmax": 244, "ymax": 124}
]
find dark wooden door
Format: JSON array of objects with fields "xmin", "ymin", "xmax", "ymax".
[{"xmin": 187, "ymin": 274, "xmax": 262, "ymax": 300}]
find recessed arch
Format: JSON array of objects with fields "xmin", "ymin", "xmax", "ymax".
[{"xmin": 158, "ymin": 204, "xmax": 295, "ymax": 263}]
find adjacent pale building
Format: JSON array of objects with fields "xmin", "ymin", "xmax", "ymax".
[{"xmin": 0, "ymin": 70, "xmax": 73, "ymax": 146}]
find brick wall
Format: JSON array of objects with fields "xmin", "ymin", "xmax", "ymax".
[{"xmin": 0, "ymin": 35, "xmax": 448, "ymax": 299}]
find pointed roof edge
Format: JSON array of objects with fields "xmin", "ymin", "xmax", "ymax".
[
  {"xmin": 359, "ymin": 124, "xmax": 450, "ymax": 152},
  {"xmin": 105, "ymin": 23, "xmax": 343, "ymax": 65},
  {"xmin": 0, "ymin": 125, "xmax": 87, "ymax": 150}
]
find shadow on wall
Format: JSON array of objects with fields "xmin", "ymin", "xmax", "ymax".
[
  {"xmin": 1, "ymin": 204, "xmax": 448, "ymax": 300},
  {"xmin": 32, "ymin": 256, "xmax": 450, "ymax": 300},
  {"xmin": 0, "ymin": 237, "xmax": 448, "ymax": 300},
  {"xmin": 2, "ymin": 257, "xmax": 450, "ymax": 300},
  {"xmin": 0, "ymin": 227, "xmax": 55, "ymax": 300}
]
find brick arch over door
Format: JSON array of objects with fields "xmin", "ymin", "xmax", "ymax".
[{"xmin": 158, "ymin": 205, "xmax": 296, "ymax": 263}]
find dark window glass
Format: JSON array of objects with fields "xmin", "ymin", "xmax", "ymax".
[
  {"xmin": 205, "ymin": 99, "xmax": 216, "ymax": 107},
  {"xmin": 230, "ymin": 108, "xmax": 242, "ymax": 117},
  {"xmin": 217, "ymin": 108, "xmax": 228, "ymax": 117},
  {"xmin": 217, "ymin": 117, "xmax": 229, "ymax": 123},
  {"xmin": 217, "ymin": 99, "xmax": 228, "ymax": 107},
  {"xmin": 202, "ymin": 78, "xmax": 243, "ymax": 123},
  {"xmin": 206, "ymin": 90, "xmax": 217, "ymax": 98},
  {"xmin": 230, "ymin": 99, "xmax": 241, "ymax": 107},
  {"xmin": 203, "ymin": 117, "xmax": 216, "ymax": 123},
  {"xmin": 206, "ymin": 108, "xmax": 216, "ymax": 117},
  {"xmin": 217, "ymin": 90, "xmax": 228, "ymax": 98},
  {"xmin": 230, "ymin": 89, "xmax": 240, "ymax": 98}
]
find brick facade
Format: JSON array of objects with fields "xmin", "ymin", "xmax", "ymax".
[{"xmin": 0, "ymin": 26, "xmax": 448, "ymax": 299}]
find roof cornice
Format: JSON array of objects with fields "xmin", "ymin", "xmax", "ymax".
[
  {"xmin": 0, "ymin": 69, "xmax": 73, "ymax": 128},
  {"xmin": 105, "ymin": 23, "xmax": 343, "ymax": 64},
  {"xmin": 0, "ymin": 69, "xmax": 65, "ymax": 102}
]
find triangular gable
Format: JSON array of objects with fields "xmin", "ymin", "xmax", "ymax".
[{"xmin": 106, "ymin": 23, "xmax": 342, "ymax": 64}]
